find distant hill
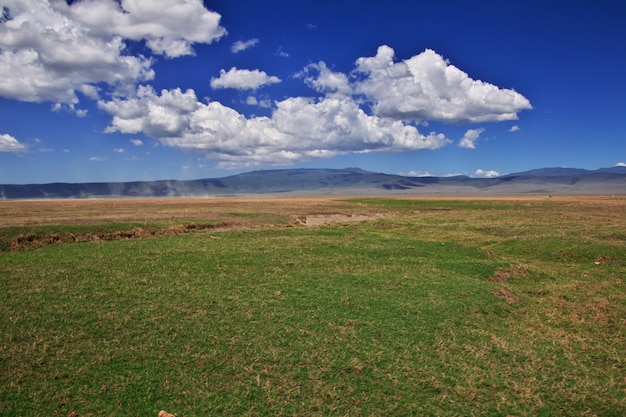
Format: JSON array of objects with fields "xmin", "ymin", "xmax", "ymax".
[
  {"xmin": 502, "ymin": 167, "xmax": 591, "ymax": 177},
  {"xmin": 595, "ymin": 166, "xmax": 626, "ymax": 174},
  {"xmin": 1, "ymin": 166, "xmax": 625, "ymax": 199},
  {"xmin": 503, "ymin": 166, "xmax": 626, "ymax": 177}
]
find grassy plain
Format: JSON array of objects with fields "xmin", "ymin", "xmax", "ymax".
[{"xmin": 0, "ymin": 196, "xmax": 624, "ymax": 416}]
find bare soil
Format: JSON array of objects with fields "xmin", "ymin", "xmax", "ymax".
[{"xmin": 294, "ymin": 212, "xmax": 390, "ymax": 226}]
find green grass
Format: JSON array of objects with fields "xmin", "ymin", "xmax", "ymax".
[{"xmin": 1, "ymin": 198, "xmax": 624, "ymax": 416}]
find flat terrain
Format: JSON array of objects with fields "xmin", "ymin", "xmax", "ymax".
[
  {"xmin": 0, "ymin": 197, "xmax": 358, "ymax": 227},
  {"xmin": 2, "ymin": 195, "xmax": 623, "ymax": 227},
  {"xmin": 1, "ymin": 196, "xmax": 624, "ymax": 416}
]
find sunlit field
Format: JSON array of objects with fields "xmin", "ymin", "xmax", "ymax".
[{"xmin": 1, "ymin": 196, "xmax": 624, "ymax": 416}]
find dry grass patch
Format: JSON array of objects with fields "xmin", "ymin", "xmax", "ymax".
[
  {"xmin": 488, "ymin": 265, "xmax": 529, "ymax": 283},
  {"xmin": 0, "ymin": 197, "xmax": 369, "ymax": 227}
]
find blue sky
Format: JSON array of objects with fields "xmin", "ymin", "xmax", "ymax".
[{"xmin": 1, "ymin": 0, "xmax": 625, "ymax": 184}]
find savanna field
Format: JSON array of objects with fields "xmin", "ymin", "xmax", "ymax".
[{"xmin": 0, "ymin": 196, "xmax": 624, "ymax": 416}]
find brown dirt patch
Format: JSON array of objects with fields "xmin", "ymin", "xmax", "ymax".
[
  {"xmin": 593, "ymin": 255, "xmax": 621, "ymax": 265},
  {"xmin": 294, "ymin": 212, "xmax": 389, "ymax": 227},
  {"xmin": 488, "ymin": 265, "xmax": 529, "ymax": 283},
  {"xmin": 494, "ymin": 288, "xmax": 517, "ymax": 304},
  {"xmin": 8, "ymin": 222, "xmax": 234, "ymax": 252}
]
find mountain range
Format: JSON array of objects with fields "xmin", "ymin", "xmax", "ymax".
[{"xmin": 1, "ymin": 166, "xmax": 625, "ymax": 199}]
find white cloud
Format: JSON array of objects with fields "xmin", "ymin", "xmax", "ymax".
[
  {"xmin": 89, "ymin": 156, "xmax": 107, "ymax": 161},
  {"xmin": 276, "ymin": 46, "xmax": 289, "ymax": 58},
  {"xmin": 79, "ymin": 84, "xmax": 101, "ymax": 100},
  {"xmin": 615, "ymin": 162, "xmax": 626, "ymax": 167},
  {"xmin": 509, "ymin": 125, "xmax": 520, "ymax": 132},
  {"xmin": 56, "ymin": 0, "xmax": 226, "ymax": 58},
  {"xmin": 93, "ymin": 42, "xmax": 532, "ymax": 169},
  {"xmin": 99, "ymin": 86, "xmax": 451, "ymax": 168},
  {"xmin": 52, "ymin": 102, "xmax": 89, "ymax": 117},
  {"xmin": 0, "ymin": 0, "xmax": 224, "ymax": 104},
  {"xmin": 113, "ymin": 148, "xmax": 125, "ymax": 153},
  {"xmin": 402, "ymin": 170, "xmax": 433, "ymax": 177},
  {"xmin": 271, "ymin": 96, "xmax": 448, "ymax": 153},
  {"xmin": 459, "ymin": 128, "xmax": 485, "ymax": 149},
  {"xmin": 0, "ymin": 1, "xmax": 532, "ymax": 173},
  {"xmin": 474, "ymin": 169, "xmax": 501, "ymax": 178},
  {"xmin": 246, "ymin": 96, "xmax": 272, "ymax": 108},
  {"xmin": 354, "ymin": 46, "xmax": 532, "ymax": 123},
  {"xmin": 0, "ymin": 133, "xmax": 27, "ymax": 152},
  {"xmin": 99, "ymin": 86, "xmax": 199, "ymax": 137},
  {"xmin": 231, "ymin": 38, "xmax": 259, "ymax": 53},
  {"xmin": 210, "ymin": 67, "xmax": 281, "ymax": 90},
  {"xmin": 300, "ymin": 62, "xmax": 352, "ymax": 95}
]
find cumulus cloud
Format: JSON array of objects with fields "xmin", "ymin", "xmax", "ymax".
[
  {"xmin": 0, "ymin": 133, "xmax": 27, "ymax": 152},
  {"xmin": 0, "ymin": 0, "xmax": 224, "ymax": 104},
  {"xmin": 99, "ymin": 86, "xmax": 451, "ymax": 168},
  {"xmin": 354, "ymin": 46, "xmax": 532, "ymax": 123},
  {"xmin": 474, "ymin": 169, "xmax": 501, "ymax": 178},
  {"xmin": 299, "ymin": 62, "xmax": 352, "ymax": 95},
  {"xmin": 0, "ymin": 1, "xmax": 532, "ymax": 173},
  {"xmin": 55, "ymin": 0, "xmax": 226, "ymax": 58},
  {"xmin": 95, "ymin": 42, "xmax": 533, "ymax": 168},
  {"xmin": 509, "ymin": 125, "xmax": 520, "ymax": 132},
  {"xmin": 231, "ymin": 38, "xmax": 259, "ymax": 53},
  {"xmin": 459, "ymin": 128, "xmax": 485, "ymax": 149},
  {"xmin": 210, "ymin": 67, "xmax": 281, "ymax": 90},
  {"xmin": 99, "ymin": 86, "xmax": 199, "ymax": 137},
  {"xmin": 615, "ymin": 162, "xmax": 626, "ymax": 167}
]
